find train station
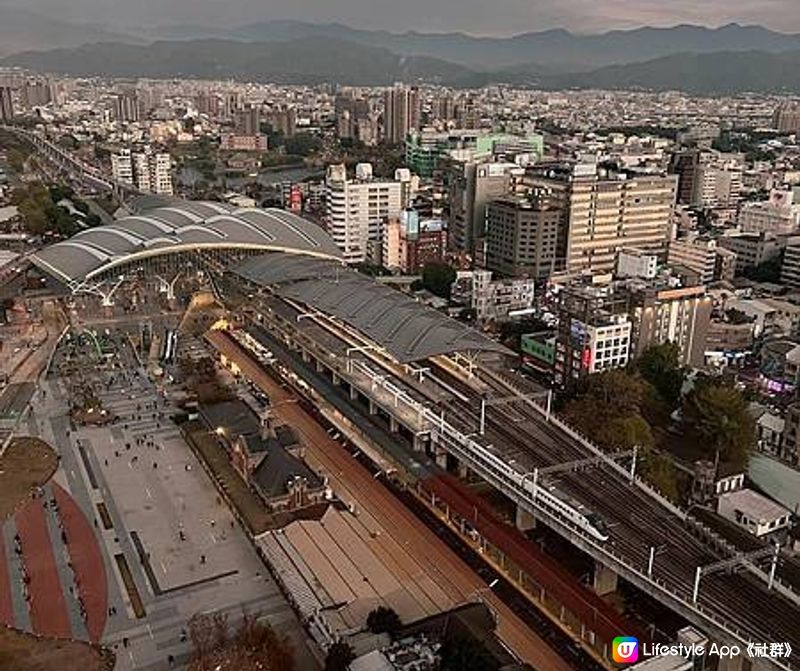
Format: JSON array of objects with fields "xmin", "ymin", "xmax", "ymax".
[{"xmin": 23, "ymin": 197, "xmax": 800, "ymax": 671}]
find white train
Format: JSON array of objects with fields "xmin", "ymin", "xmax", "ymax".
[
  {"xmin": 533, "ymin": 482, "xmax": 610, "ymax": 542},
  {"xmin": 433, "ymin": 422, "xmax": 610, "ymax": 543}
]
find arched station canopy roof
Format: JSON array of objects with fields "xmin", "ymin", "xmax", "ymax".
[{"xmin": 31, "ymin": 200, "xmax": 342, "ymax": 286}]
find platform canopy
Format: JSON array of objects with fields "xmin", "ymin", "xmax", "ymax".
[{"xmin": 232, "ymin": 253, "xmax": 512, "ymax": 364}]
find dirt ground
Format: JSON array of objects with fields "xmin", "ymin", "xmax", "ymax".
[
  {"xmin": 0, "ymin": 627, "xmax": 114, "ymax": 671},
  {"xmin": 0, "ymin": 437, "xmax": 59, "ymax": 522}
]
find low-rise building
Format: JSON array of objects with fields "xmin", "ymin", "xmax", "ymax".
[
  {"xmin": 781, "ymin": 402, "xmax": 800, "ymax": 465},
  {"xmin": 199, "ymin": 399, "xmax": 325, "ymax": 512},
  {"xmin": 382, "ymin": 210, "xmax": 447, "ymax": 274},
  {"xmin": 219, "ymin": 133, "xmax": 268, "ymax": 152},
  {"xmin": 739, "ymin": 189, "xmax": 800, "ymax": 236},
  {"xmin": 667, "ymin": 235, "xmax": 736, "ymax": 284},
  {"xmin": 756, "ymin": 411, "xmax": 785, "ymax": 457},
  {"xmin": 717, "ymin": 232, "xmax": 785, "ymax": 274},
  {"xmin": 717, "ymin": 488, "xmax": 792, "ymax": 538},
  {"xmin": 616, "ymin": 248, "xmax": 659, "ymax": 280},
  {"xmin": 691, "ymin": 460, "xmax": 745, "ymax": 505},
  {"xmin": 520, "ymin": 331, "xmax": 556, "ymax": 374},
  {"xmin": 628, "ymin": 284, "xmax": 712, "ymax": 367},
  {"xmin": 553, "ymin": 282, "xmax": 632, "ymax": 384},
  {"xmin": 727, "ymin": 297, "xmax": 800, "ymax": 338},
  {"xmin": 451, "ymin": 269, "xmax": 535, "ymax": 322}
]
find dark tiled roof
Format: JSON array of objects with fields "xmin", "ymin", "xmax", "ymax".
[
  {"xmin": 232, "ymin": 253, "xmax": 511, "ymax": 364},
  {"xmin": 252, "ymin": 441, "xmax": 322, "ymax": 498}
]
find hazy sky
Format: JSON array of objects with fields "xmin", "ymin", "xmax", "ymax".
[{"xmin": 5, "ymin": 0, "xmax": 800, "ymax": 34}]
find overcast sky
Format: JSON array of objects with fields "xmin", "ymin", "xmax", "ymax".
[{"xmin": 5, "ymin": 0, "xmax": 800, "ymax": 34}]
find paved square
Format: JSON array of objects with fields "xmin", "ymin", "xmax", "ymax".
[{"xmin": 22, "ymin": 324, "xmax": 321, "ymax": 671}]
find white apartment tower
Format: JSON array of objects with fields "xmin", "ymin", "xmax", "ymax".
[
  {"xmin": 149, "ymin": 152, "xmax": 174, "ymax": 195},
  {"xmin": 133, "ymin": 152, "xmax": 151, "ymax": 192},
  {"xmin": 111, "ymin": 148, "xmax": 173, "ymax": 195},
  {"xmin": 325, "ymin": 163, "xmax": 410, "ymax": 264},
  {"xmin": 111, "ymin": 149, "xmax": 134, "ymax": 185}
]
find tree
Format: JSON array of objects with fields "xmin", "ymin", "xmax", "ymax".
[
  {"xmin": 283, "ymin": 133, "xmax": 322, "ymax": 157},
  {"xmin": 366, "ymin": 606, "xmax": 401, "ymax": 635},
  {"xmin": 561, "ymin": 369, "xmax": 655, "ymax": 452},
  {"xmin": 420, "ymin": 262, "xmax": 456, "ymax": 299},
  {"xmin": 682, "ymin": 380, "xmax": 754, "ymax": 470},
  {"xmin": 439, "ymin": 629, "xmax": 499, "ymax": 671},
  {"xmin": 597, "ymin": 415, "xmax": 654, "ymax": 452},
  {"xmin": 187, "ymin": 611, "xmax": 294, "ymax": 671},
  {"xmin": 324, "ymin": 641, "xmax": 355, "ymax": 671},
  {"xmin": 639, "ymin": 451, "xmax": 679, "ymax": 502},
  {"xmin": 636, "ymin": 343, "xmax": 686, "ymax": 405},
  {"xmin": 742, "ymin": 256, "xmax": 783, "ymax": 283}
]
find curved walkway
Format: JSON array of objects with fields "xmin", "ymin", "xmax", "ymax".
[{"xmin": 0, "ymin": 482, "xmax": 108, "ymax": 643}]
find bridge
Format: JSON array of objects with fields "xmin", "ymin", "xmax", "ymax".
[{"xmin": 221, "ymin": 264, "xmax": 800, "ymax": 671}]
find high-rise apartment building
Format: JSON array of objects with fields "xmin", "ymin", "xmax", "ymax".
[
  {"xmin": 148, "ymin": 152, "xmax": 174, "ymax": 195},
  {"xmin": 133, "ymin": 152, "xmax": 151, "ymax": 192},
  {"xmin": 111, "ymin": 149, "xmax": 134, "ymax": 185},
  {"xmin": 773, "ymin": 103, "xmax": 800, "ymax": 133},
  {"xmin": 432, "ymin": 94, "xmax": 456, "ymax": 124},
  {"xmin": 325, "ymin": 163, "xmax": 410, "ymax": 264},
  {"xmin": 526, "ymin": 159, "xmax": 677, "ymax": 275},
  {"xmin": 21, "ymin": 79, "xmax": 53, "ymax": 109},
  {"xmin": 111, "ymin": 148, "xmax": 172, "ymax": 195},
  {"xmin": 113, "ymin": 92, "xmax": 141, "ymax": 123},
  {"xmin": 236, "ymin": 105, "xmax": 261, "ymax": 136},
  {"xmin": 0, "ymin": 87, "xmax": 13, "ymax": 122},
  {"xmin": 449, "ymin": 161, "xmax": 523, "ymax": 254},
  {"xmin": 484, "ymin": 194, "xmax": 562, "ymax": 280},
  {"xmin": 266, "ymin": 106, "xmax": 296, "ymax": 137},
  {"xmin": 383, "ymin": 85, "xmax": 419, "ymax": 145}
]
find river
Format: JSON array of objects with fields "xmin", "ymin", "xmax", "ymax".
[{"xmin": 178, "ymin": 166, "xmax": 321, "ymax": 188}]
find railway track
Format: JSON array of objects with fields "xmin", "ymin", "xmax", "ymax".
[{"xmin": 237, "ymin": 289, "xmax": 800, "ymax": 668}]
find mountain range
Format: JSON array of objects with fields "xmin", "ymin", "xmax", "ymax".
[
  {"xmin": 223, "ymin": 19, "xmax": 800, "ymax": 72},
  {"xmin": 0, "ymin": 7, "xmax": 140, "ymax": 57},
  {"xmin": 3, "ymin": 38, "xmax": 484, "ymax": 87},
  {"xmin": 4, "ymin": 11, "xmax": 800, "ymax": 93}
]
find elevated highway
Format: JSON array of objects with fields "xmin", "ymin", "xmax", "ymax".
[{"xmin": 1, "ymin": 125, "xmax": 139, "ymax": 198}]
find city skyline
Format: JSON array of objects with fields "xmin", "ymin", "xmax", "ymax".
[{"xmin": 3, "ymin": 0, "xmax": 800, "ymax": 35}]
